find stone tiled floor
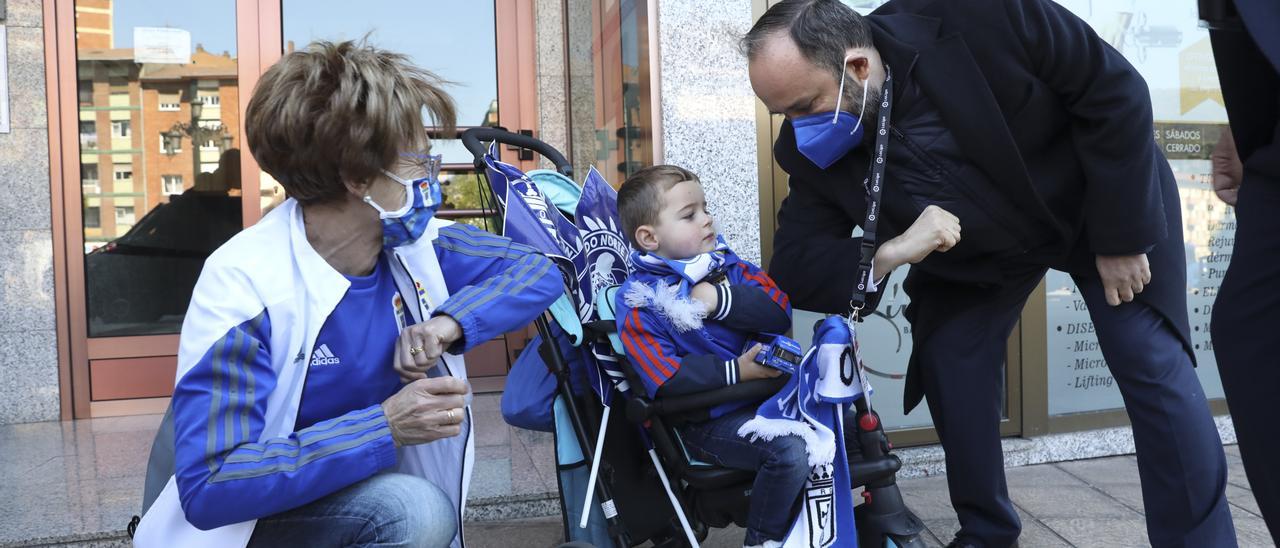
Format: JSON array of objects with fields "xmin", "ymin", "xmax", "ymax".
[{"xmin": 0, "ymin": 399, "xmax": 1272, "ymax": 547}]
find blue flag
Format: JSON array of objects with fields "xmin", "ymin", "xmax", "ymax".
[
  {"xmin": 483, "ymin": 144, "xmax": 590, "ymax": 321},
  {"xmin": 574, "ymin": 167, "xmax": 633, "ymax": 403}
]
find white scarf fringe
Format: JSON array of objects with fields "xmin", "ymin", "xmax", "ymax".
[
  {"xmin": 737, "ymin": 416, "xmax": 833, "ymax": 469},
  {"xmin": 623, "ymin": 280, "xmax": 708, "ymax": 332}
]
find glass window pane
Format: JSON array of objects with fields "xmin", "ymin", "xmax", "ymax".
[
  {"xmin": 281, "ymin": 1, "xmax": 499, "ymax": 131},
  {"xmin": 75, "ymin": 0, "xmax": 243, "ymax": 337},
  {"xmin": 1045, "ymin": 0, "xmax": 1229, "ymax": 416},
  {"xmin": 280, "ymin": 1, "xmax": 501, "ymax": 211},
  {"xmin": 565, "ymin": 0, "xmax": 652, "ymax": 181}
]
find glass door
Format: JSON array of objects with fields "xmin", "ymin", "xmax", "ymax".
[
  {"xmin": 51, "ymin": 0, "xmax": 540, "ymax": 417},
  {"xmin": 54, "ymin": 0, "xmax": 249, "ymax": 417}
]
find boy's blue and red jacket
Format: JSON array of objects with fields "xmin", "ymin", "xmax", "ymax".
[{"xmin": 614, "ymin": 256, "xmax": 793, "ymax": 419}]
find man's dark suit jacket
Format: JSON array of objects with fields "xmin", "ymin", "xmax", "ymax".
[
  {"xmin": 1212, "ymin": 0, "xmax": 1280, "ymax": 177},
  {"xmin": 768, "ymin": 0, "xmax": 1193, "ymax": 412}
]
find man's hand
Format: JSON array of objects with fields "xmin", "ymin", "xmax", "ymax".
[
  {"xmin": 395, "ymin": 315, "xmax": 464, "ymax": 383},
  {"xmin": 737, "ymin": 344, "xmax": 782, "ymax": 381},
  {"xmin": 690, "ymin": 281, "xmax": 720, "ymax": 315},
  {"xmin": 875, "ymin": 205, "xmax": 961, "ymax": 276},
  {"xmin": 381, "ymin": 377, "xmax": 471, "ymax": 447},
  {"xmin": 1096, "ymin": 253, "xmax": 1152, "ymax": 306},
  {"xmin": 1211, "ymin": 128, "xmax": 1243, "ymax": 206}
]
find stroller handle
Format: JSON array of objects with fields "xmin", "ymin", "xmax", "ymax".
[{"xmin": 461, "ymin": 127, "xmax": 574, "ymax": 177}]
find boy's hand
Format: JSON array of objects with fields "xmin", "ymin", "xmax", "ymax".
[
  {"xmin": 737, "ymin": 344, "xmax": 781, "ymax": 381},
  {"xmin": 690, "ymin": 281, "xmax": 720, "ymax": 315}
]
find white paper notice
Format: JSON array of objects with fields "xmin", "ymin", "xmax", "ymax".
[{"xmin": 134, "ymin": 27, "xmax": 192, "ymax": 65}]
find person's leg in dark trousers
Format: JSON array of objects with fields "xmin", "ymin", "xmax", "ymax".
[
  {"xmin": 1074, "ymin": 275, "xmax": 1237, "ymax": 547},
  {"xmin": 1212, "ymin": 175, "xmax": 1280, "ymax": 543},
  {"xmin": 907, "ymin": 266, "xmax": 1047, "ymax": 547}
]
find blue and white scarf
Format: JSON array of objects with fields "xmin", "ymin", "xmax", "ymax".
[
  {"xmin": 624, "ymin": 237, "xmax": 736, "ymax": 332},
  {"xmin": 739, "ymin": 316, "xmax": 873, "ymax": 548}
]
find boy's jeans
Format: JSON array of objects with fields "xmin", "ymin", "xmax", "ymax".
[{"xmin": 680, "ymin": 407, "xmax": 811, "ymax": 545}]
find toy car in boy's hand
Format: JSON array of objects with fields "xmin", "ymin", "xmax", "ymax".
[{"xmin": 754, "ymin": 335, "xmax": 804, "ymax": 375}]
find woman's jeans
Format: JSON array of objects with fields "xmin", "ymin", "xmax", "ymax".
[
  {"xmin": 680, "ymin": 407, "xmax": 811, "ymax": 545},
  {"xmin": 247, "ymin": 472, "xmax": 457, "ymax": 548}
]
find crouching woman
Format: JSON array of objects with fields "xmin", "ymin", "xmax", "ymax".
[{"xmin": 134, "ymin": 40, "xmax": 561, "ymax": 548}]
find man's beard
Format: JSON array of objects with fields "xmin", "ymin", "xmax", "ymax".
[{"xmin": 841, "ymin": 78, "xmax": 884, "ymax": 124}]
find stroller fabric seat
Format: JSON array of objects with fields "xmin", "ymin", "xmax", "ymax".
[{"xmin": 593, "ymin": 286, "xmax": 627, "ymax": 356}]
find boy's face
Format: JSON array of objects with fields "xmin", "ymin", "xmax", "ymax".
[{"xmin": 636, "ymin": 179, "xmax": 717, "ymax": 259}]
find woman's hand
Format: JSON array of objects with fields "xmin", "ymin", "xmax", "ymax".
[
  {"xmin": 381, "ymin": 377, "xmax": 471, "ymax": 447},
  {"xmin": 395, "ymin": 316, "xmax": 464, "ymax": 382},
  {"xmin": 737, "ymin": 344, "xmax": 782, "ymax": 381}
]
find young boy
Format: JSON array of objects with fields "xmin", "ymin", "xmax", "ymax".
[{"xmin": 614, "ymin": 165, "xmax": 807, "ymax": 548}]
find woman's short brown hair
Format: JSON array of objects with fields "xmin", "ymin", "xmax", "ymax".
[{"xmin": 245, "ymin": 39, "xmax": 457, "ymax": 205}]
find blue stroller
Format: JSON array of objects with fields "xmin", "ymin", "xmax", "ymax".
[{"xmin": 461, "ymin": 128, "xmax": 925, "ymax": 548}]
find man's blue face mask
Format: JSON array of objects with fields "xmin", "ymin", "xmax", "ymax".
[
  {"xmin": 365, "ymin": 153, "xmax": 444, "ymax": 249},
  {"xmin": 792, "ymin": 63, "xmax": 871, "ymax": 170}
]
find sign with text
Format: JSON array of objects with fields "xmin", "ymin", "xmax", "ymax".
[{"xmin": 134, "ymin": 27, "xmax": 192, "ymax": 65}]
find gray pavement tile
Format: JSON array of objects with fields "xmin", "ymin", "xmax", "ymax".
[
  {"xmin": 471, "ymin": 403, "xmax": 512, "ymax": 448},
  {"xmin": 1014, "ymin": 507, "xmax": 1074, "ymax": 547},
  {"xmin": 465, "ymin": 516, "xmax": 564, "ymax": 548},
  {"xmin": 1039, "ymin": 518, "xmax": 1149, "ymax": 547},
  {"xmin": 1230, "ymin": 504, "xmax": 1276, "ymax": 548},
  {"xmin": 1011, "ymin": 486, "xmax": 1140, "ymax": 520},
  {"xmin": 1089, "ymin": 482, "xmax": 1146, "ymax": 515},
  {"xmin": 509, "ymin": 434, "xmax": 554, "ymax": 496},
  {"xmin": 469, "ymin": 444, "xmax": 514, "ymax": 500},
  {"xmin": 1227, "ymin": 454, "xmax": 1253, "ymax": 490},
  {"xmin": 1005, "ymin": 463, "xmax": 1080, "ymax": 487},
  {"xmin": 1228, "ymin": 484, "xmax": 1263, "ymax": 518},
  {"xmin": 900, "ymin": 475, "xmax": 956, "ymax": 521},
  {"xmin": 1225, "ymin": 444, "xmax": 1242, "ymax": 458},
  {"xmin": 923, "ymin": 518, "xmax": 960, "ymax": 545},
  {"xmin": 1054, "ymin": 456, "xmax": 1141, "ymax": 486}
]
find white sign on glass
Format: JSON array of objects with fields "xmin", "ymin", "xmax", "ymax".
[{"xmin": 134, "ymin": 27, "xmax": 192, "ymax": 65}]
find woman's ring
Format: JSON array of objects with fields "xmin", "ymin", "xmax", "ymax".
[
  {"xmin": 446, "ymin": 409, "xmax": 456, "ymax": 421},
  {"xmin": 410, "ymin": 346, "xmax": 424, "ymax": 356}
]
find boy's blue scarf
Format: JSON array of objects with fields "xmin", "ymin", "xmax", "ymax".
[
  {"xmin": 739, "ymin": 316, "xmax": 873, "ymax": 547},
  {"xmin": 624, "ymin": 237, "xmax": 738, "ymax": 332}
]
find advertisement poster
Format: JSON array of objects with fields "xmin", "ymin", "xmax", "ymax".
[{"xmin": 1045, "ymin": 0, "xmax": 1231, "ymax": 415}]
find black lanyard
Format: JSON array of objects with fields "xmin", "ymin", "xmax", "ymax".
[{"xmin": 850, "ymin": 65, "xmax": 893, "ymax": 318}]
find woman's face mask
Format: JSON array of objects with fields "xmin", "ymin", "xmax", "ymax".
[
  {"xmin": 364, "ymin": 153, "xmax": 444, "ymax": 249},
  {"xmin": 792, "ymin": 61, "xmax": 871, "ymax": 170}
]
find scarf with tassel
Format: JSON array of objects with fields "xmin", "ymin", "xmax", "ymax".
[
  {"xmin": 623, "ymin": 236, "xmax": 736, "ymax": 332},
  {"xmin": 738, "ymin": 315, "xmax": 873, "ymax": 547}
]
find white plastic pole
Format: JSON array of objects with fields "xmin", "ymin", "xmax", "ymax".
[
  {"xmin": 648, "ymin": 449, "xmax": 700, "ymax": 548},
  {"xmin": 579, "ymin": 405, "xmax": 611, "ymax": 529}
]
